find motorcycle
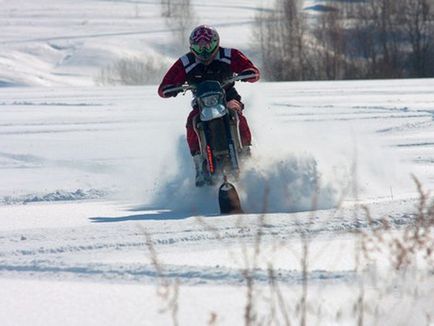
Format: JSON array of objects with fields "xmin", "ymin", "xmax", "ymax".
[{"xmin": 163, "ymin": 73, "xmax": 257, "ymax": 214}]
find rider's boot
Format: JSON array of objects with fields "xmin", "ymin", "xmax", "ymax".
[
  {"xmin": 193, "ymin": 154, "xmax": 206, "ymax": 187},
  {"xmin": 240, "ymin": 144, "xmax": 251, "ymax": 159},
  {"xmin": 241, "ymin": 145, "xmax": 252, "ymax": 157}
]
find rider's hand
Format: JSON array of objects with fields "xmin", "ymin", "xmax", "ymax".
[
  {"xmin": 238, "ymin": 70, "xmax": 258, "ymax": 82},
  {"xmin": 227, "ymin": 99, "xmax": 243, "ymax": 113}
]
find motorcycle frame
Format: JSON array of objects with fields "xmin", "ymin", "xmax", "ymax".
[{"xmin": 193, "ymin": 108, "xmax": 243, "ymax": 178}]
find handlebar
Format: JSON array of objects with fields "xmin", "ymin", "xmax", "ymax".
[{"xmin": 162, "ymin": 73, "xmax": 258, "ymax": 97}]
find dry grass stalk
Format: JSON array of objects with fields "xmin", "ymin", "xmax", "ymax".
[
  {"xmin": 197, "ymin": 184, "xmax": 296, "ymax": 326},
  {"xmin": 267, "ymin": 265, "xmax": 291, "ymax": 326},
  {"xmin": 361, "ymin": 176, "xmax": 434, "ymax": 270},
  {"xmin": 241, "ymin": 186, "xmax": 270, "ymax": 326},
  {"xmin": 143, "ymin": 229, "xmax": 180, "ymax": 326},
  {"xmin": 208, "ymin": 312, "xmax": 218, "ymax": 326}
]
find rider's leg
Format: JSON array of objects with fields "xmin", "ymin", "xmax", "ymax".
[
  {"xmin": 186, "ymin": 108, "xmax": 205, "ymax": 186},
  {"xmin": 238, "ymin": 114, "xmax": 252, "ymax": 146},
  {"xmin": 227, "ymin": 99, "xmax": 252, "ymax": 147},
  {"xmin": 186, "ymin": 108, "xmax": 200, "ymax": 155}
]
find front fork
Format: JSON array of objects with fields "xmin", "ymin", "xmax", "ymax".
[
  {"xmin": 193, "ymin": 112, "xmax": 241, "ymax": 180},
  {"xmin": 222, "ymin": 113, "xmax": 240, "ymax": 174}
]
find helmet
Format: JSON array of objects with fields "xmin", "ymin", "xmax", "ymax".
[{"xmin": 189, "ymin": 25, "xmax": 220, "ymax": 63}]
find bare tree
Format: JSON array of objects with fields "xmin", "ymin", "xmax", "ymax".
[
  {"xmin": 255, "ymin": 0, "xmax": 310, "ymax": 81},
  {"xmin": 344, "ymin": 0, "xmax": 404, "ymax": 78},
  {"xmin": 373, "ymin": 0, "xmax": 402, "ymax": 77},
  {"xmin": 399, "ymin": 0, "xmax": 434, "ymax": 76},
  {"xmin": 95, "ymin": 57, "xmax": 168, "ymax": 86},
  {"xmin": 356, "ymin": 0, "xmax": 434, "ymax": 77},
  {"xmin": 161, "ymin": 0, "xmax": 196, "ymax": 49},
  {"xmin": 313, "ymin": 6, "xmax": 348, "ymax": 80},
  {"xmin": 254, "ymin": 0, "xmax": 434, "ymax": 81},
  {"xmin": 161, "ymin": 0, "xmax": 172, "ymax": 18}
]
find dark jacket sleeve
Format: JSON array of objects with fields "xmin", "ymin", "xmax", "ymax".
[
  {"xmin": 157, "ymin": 59, "xmax": 187, "ymax": 98},
  {"xmin": 230, "ymin": 49, "xmax": 260, "ymax": 82}
]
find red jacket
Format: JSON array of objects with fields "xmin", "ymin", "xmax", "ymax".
[{"xmin": 158, "ymin": 47, "xmax": 260, "ymax": 99}]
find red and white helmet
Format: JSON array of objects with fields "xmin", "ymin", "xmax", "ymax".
[{"xmin": 189, "ymin": 25, "xmax": 220, "ymax": 63}]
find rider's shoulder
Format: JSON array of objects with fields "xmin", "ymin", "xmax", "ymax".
[
  {"xmin": 228, "ymin": 48, "xmax": 246, "ymax": 56},
  {"xmin": 218, "ymin": 47, "xmax": 233, "ymax": 58},
  {"xmin": 220, "ymin": 47, "xmax": 249, "ymax": 59},
  {"xmin": 179, "ymin": 52, "xmax": 196, "ymax": 65}
]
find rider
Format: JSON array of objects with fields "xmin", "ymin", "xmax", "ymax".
[{"xmin": 158, "ymin": 25, "xmax": 260, "ymax": 186}]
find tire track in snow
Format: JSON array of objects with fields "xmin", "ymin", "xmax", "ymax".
[
  {"xmin": 0, "ymin": 260, "xmax": 355, "ymax": 286},
  {"xmin": 0, "ymin": 189, "xmax": 109, "ymax": 205},
  {"xmin": 0, "ymin": 199, "xmax": 418, "ymax": 285}
]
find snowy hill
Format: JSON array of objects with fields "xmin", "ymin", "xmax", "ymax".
[
  {"xmin": 1, "ymin": 1, "xmax": 434, "ymax": 325},
  {"xmin": 1, "ymin": 0, "xmax": 264, "ymax": 86}
]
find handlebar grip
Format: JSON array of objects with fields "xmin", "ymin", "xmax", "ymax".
[
  {"xmin": 238, "ymin": 73, "xmax": 259, "ymax": 80},
  {"xmin": 162, "ymin": 86, "xmax": 185, "ymax": 97},
  {"xmin": 222, "ymin": 73, "xmax": 258, "ymax": 87}
]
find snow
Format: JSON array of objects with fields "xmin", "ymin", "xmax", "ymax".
[{"xmin": 1, "ymin": 1, "xmax": 434, "ymax": 325}]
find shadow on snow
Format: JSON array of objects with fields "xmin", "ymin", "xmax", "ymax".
[{"xmin": 89, "ymin": 208, "xmax": 220, "ymax": 223}]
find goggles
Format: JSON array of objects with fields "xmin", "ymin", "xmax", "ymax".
[{"xmin": 191, "ymin": 39, "xmax": 218, "ymax": 58}]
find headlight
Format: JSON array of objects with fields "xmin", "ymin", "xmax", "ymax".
[{"xmin": 201, "ymin": 94, "xmax": 220, "ymax": 107}]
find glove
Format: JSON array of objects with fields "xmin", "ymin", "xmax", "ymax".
[
  {"xmin": 227, "ymin": 99, "xmax": 243, "ymax": 113},
  {"xmin": 238, "ymin": 70, "xmax": 258, "ymax": 82},
  {"xmin": 162, "ymin": 85, "xmax": 181, "ymax": 98}
]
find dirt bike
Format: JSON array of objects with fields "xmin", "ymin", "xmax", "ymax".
[{"xmin": 163, "ymin": 73, "xmax": 257, "ymax": 214}]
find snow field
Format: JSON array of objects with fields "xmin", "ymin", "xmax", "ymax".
[
  {"xmin": 1, "ymin": 78, "xmax": 434, "ymax": 324},
  {"xmin": 1, "ymin": 0, "xmax": 434, "ymax": 324}
]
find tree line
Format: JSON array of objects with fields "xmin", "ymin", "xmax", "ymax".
[
  {"xmin": 97, "ymin": 0, "xmax": 434, "ymax": 85},
  {"xmin": 255, "ymin": 0, "xmax": 434, "ymax": 81}
]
